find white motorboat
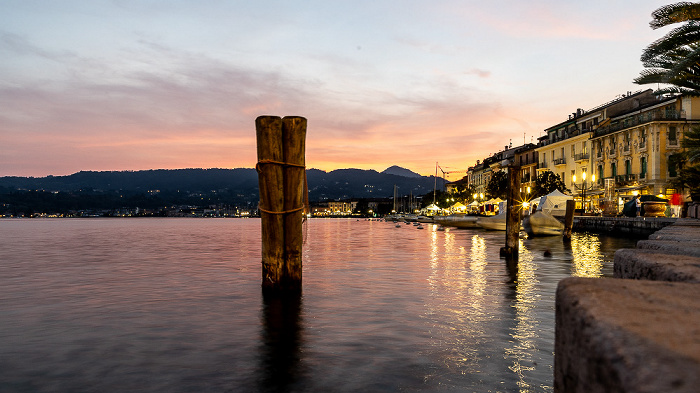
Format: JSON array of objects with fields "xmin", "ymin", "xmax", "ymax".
[
  {"xmin": 477, "ymin": 212, "xmax": 507, "ymax": 231},
  {"xmin": 522, "ymin": 211, "xmax": 564, "ymax": 236},
  {"xmin": 433, "ymin": 214, "xmax": 480, "ymax": 229}
]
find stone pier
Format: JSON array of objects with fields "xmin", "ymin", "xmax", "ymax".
[{"xmin": 555, "ymin": 218, "xmax": 700, "ymax": 393}]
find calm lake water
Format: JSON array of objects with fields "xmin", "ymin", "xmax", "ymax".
[{"xmin": 0, "ymin": 218, "xmax": 638, "ymax": 392}]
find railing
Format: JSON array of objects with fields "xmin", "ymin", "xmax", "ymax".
[
  {"xmin": 615, "ymin": 174, "xmax": 637, "ymax": 184},
  {"xmin": 593, "ymin": 109, "xmax": 686, "ymax": 137},
  {"xmin": 553, "ymin": 158, "xmax": 566, "ymax": 165},
  {"xmin": 574, "ymin": 153, "xmax": 590, "ymax": 161}
]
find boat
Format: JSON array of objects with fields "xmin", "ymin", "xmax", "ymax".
[
  {"xmin": 416, "ymin": 215, "xmax": 434, "ymax": 223},
  {"xmin": 477, "ymin": 201, "xmax": 509, "ymax": 231},
  {"xmin": 433, "ymin": 214, "xmax": 480, "ymax": 228},
  {"xmin": 522, "ymin": 211, "xmax": 565, "ymax": 236},
  {"xmin": 477, "ymin": 211, "xmax": 507, "ymax": 231},
  {"xmin": 522, "ymin": 190, "xmax": 572, "ymax": 236}
]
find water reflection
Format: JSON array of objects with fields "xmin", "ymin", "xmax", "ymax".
[
  {"xmin": 503, "ymin": 240, "xmax": 547, "ymax": 392},
  {"xmin": 258, "ymin": 290, "xmax": 305, "ymax": 392},
  {"xmin": 569, "ymin": 233, "xmax": 604, "ymax": 277}
]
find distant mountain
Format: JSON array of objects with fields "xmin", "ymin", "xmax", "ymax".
[
  {"xmin": 0, "ymin": 168, "xmax": 445, "ymax": 204},
  {"xmin": 381, "ymin": 165, "xmax": 422, "ymax": 178}
]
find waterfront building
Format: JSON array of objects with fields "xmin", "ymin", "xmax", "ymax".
[
  {"xmin": 464, "ymin": 89, "xmax": 700, "ymax": 213},
  {"xmin": 513, "ymin": 143, "xmax": 538, "ymax": 199},
  {"xmin": 590, "ymin": 93, "xmax": 700, "ymax": 204},
  {"xmin": 535, "ymin": 90, "xmax": 676, "ymax": 210}
]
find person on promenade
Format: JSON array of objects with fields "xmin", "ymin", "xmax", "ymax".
[{"xmin": 635, "ymin": 195, "xmax": 641, "ymax": 217}]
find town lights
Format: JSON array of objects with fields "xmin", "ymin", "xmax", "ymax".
[{"xmin": 572, "ymin": 172, "xmax": 596, "ymax": 213}]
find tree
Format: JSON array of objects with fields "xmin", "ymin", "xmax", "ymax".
[
  {"xmin": 533, "ymin": 171, "xmax": 568, "ymax": 198},
  {"xmin": 634, "ymin": 2, "xmax": 700, "ymax": 95},
  {"xmin": 451, "ymin": 179, "xmax": 476, "ymax": 203},
  {"xmin": 673, "ymin": 125, "xmax": 700, "ymax": 198},
  {"xmin": 486, "ymin": 171, "xmax": 509, "ymax": 199}
]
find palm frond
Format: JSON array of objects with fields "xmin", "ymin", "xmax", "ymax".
[{"xmin": 650, "ymin": 2, "xmax": 700, "ymax": 29}]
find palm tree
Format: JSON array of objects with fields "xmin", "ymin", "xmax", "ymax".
[{"xmin": 634, "ymin": 2, "xmax": 700, "ymax": 95}]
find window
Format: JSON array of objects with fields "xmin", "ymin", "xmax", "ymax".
[
  {"xmin": 669, "ymin": 126, "xmax": 677, "ymax": 142},
  {"xmin": 582, "ymin": 142, "xmax": 588, "ymax": 154},
  {"xmin": 625, "ymin": 160, "xmax": 632, "ymax": 175},
  {"xmin": 640, "ymin": 157, "xmax": 647, "ymax": 178},
  {"xmin": 562, "ymin": 172, "xmax": 566, "ymax": 183},
  {"xmin": 611, "ymin": 163, "xmax": 617, "ymax": 178},
  {"xmin": 571, "ymin": 145, "xmax": 576, "ymax": 157},
  {"xmin": 669, "ymin": 154, "xmax": 679, "ymax": 177},
  {"xmin": 598, "ymin": 165, "xmax": 603, "ymax": 182}
]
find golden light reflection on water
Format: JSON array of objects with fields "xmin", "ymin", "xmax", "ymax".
[
  {"xmin": 425, "ymin": 229, "xmax": 492, "ymax": 378},
  {"xmin": 503, "ymin": 240, "xmax": 550, "ymax": 392},
  {"xmin": 570, "ymin": 233, "xmax": 605, "ymax": 277}
]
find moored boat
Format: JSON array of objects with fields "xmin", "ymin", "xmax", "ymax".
[
  {"xmin": 433, "ymin": 214, "xmax": 480, "ymax": 228},
  {"xmin": 522, "ymin": 210, "xmax": 565, "ymax": 236},
  {"xmin": 477, "ymin": 212, "xmax": 507, "ymax": 231}
]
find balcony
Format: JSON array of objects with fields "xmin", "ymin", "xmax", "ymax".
[
  {"xmin": 553, "ymin": 158, "xmax": 566, "ymax": 166},
  {"xmin": 615, "ymin": 174, "xmax": 637, "ymax": 185},
  {"xmin": 668, "ymin": 138, "xmax": 679, "ymax": 147},
  {"xmin": 539, "ymin": 161, "xmax": 547, "ymax": 168},
  {"xmin": 608, "ymin": 148, "xmax": 617, "ymax": 158},
  {"xmin": 639, "ymin": 140, "xmax": 647, "ymax": 151},
  {"xmin": 622, "ymin": 143, "xmax": 631, "ymax": 155},
  {"xmin": 593, "ymin": 109, "xmax": 687, "ymax": 138},
  {"xmin": 574, "ymin": 153, "xmax": 590, "ymax": 162}
]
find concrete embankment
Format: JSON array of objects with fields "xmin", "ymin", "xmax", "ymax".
[{"xmin": 555, "ymin": 218, "xmax": 700, "ymax": 393}]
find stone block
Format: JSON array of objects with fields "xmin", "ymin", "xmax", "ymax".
[
  {"xmin": 614, "ymin": 249, "xmax": 700, "ymax": 282},
  {"xmin": 555, "ymin": 277, "xmax": 700, "ymax": 393},
  {"xmin": 637, "ymin": 239, "xmax": 700, "ymax": 257}
]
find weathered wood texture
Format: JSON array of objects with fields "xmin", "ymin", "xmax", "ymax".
[
  {"xmin": 256, "ymin": 115, "xmax": 307, "ymax": 291},
  {"xmin": 501, "ymin": 165, "xmax": 521, "ymax": 260},
  {"xmin": 563, "ymin": 199, "xmax": 575, "ymax": 241},
  {"xmin": 281, "ymin": 116, "xmax": 306, "ymax": 289}
]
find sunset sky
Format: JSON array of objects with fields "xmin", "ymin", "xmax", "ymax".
[{"xmin": 1, "ymin": 0, "xmax": 672, "ymax": 179}]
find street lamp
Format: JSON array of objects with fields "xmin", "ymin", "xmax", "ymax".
[{"xmin": 572, "ymin": 172, "xmax": 596, "ymax": 213}]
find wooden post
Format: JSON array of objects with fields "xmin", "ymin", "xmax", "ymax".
[
  {"xmin": 256, "ymin": 116, "xmax": 285, "ymax": 288},
  {"xmin": 563, "ymin": 199, "xmax": 575, "ymax": 242},
  {"xmin": 256, "ymin": 115, "xmax": 307, "ymax": 292},
  {"xmin": 500, "ymin": 165, "xmax": 521, "ymax": 260},
  {"xmin": 281, "ymin": 116, "xmax": 306, "ymax": 290}
]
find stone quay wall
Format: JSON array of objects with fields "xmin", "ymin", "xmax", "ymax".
[
  {"xmin": 572, "ymin": 216, "xmax": 676, "ymax": 237},
  {"xmin": 555, "ymin": 218, "xmax": 700, "ymax": 393}
]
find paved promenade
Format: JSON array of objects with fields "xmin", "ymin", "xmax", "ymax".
[{"xmin": 555, "ymin": 218, "xmax": 700, "ymax": 392}]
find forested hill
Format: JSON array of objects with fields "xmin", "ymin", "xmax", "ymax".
[{"xmin": 0, "ymin": 167, "xmax": 445, "ymax": 202}]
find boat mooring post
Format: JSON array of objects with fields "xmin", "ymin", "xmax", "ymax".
[
  {"xmin": 256, "ymin": 115, "xmax": 307, "ymax": 292},
  {"xmin": 563, "ymin": 199, "xmax": 575, "ymax": 242},
  {"xmin": 500, "ymin": 165, "xmax": 521, "ymax": 261}
]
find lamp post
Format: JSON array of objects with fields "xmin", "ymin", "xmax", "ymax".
[{"xmin": 572, "ymin": 172, "xmax": 596, "ymax": 213}]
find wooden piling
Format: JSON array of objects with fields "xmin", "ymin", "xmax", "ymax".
[
  {"xmin": 256, "ymin": 115, "xmax": 307, "ymax": 292},
  {"xmin": 281, "ymin": 116, "xmax": 306, "ymax": 290},
  {"xmin": 563, "ymin": 199, "xmax": 575, "ymax": 242},
  {"xmin": 500, "ymin": 165, "xmax": 521, "ymax": 260}
]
